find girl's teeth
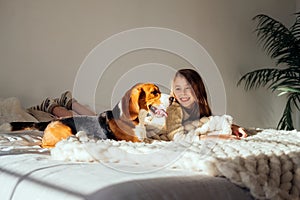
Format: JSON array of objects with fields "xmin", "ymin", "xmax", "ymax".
[{"xmin": 181, "ymin": 97, "xmax": 189, "ymax": 101}]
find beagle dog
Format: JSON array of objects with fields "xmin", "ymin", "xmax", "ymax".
[
  {"xmin": 6, "ymin": 83, "xmax": 166, "ymax": 147},
  {"xmin": 99, "ymin": 83, "xmax": 166, "ymax": 142}
]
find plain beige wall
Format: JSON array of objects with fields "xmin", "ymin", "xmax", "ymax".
[{"xmin": 0, "ymin": 0, "xmax": 296, "ymax": 129}]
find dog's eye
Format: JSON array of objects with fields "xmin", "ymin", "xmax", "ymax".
[{"xmin": 151, "ymin": 90, "xmax": 159, "ymax": 95}]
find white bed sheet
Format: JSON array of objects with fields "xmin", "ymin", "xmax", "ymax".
[{"xmin": 0, "ymin": 153, "xmax": 253, "ymax": 200}]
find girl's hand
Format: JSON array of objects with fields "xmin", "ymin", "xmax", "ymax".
[{"xmin": 231, "ymin": 124, "xmax": 248, "ymax": 139}]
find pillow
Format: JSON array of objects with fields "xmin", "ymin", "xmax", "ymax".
[
  {"xmin": 0, "ymin": 97, "xmax": 38, "ymax": 125},
  {"xmin": 26, "ymin": 108, "xmax": 56, "ymax": 122}
]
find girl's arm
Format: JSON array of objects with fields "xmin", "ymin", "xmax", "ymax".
[{"xmin": 200, "ymin": 124, "xmax": 248, "ymax": 140}]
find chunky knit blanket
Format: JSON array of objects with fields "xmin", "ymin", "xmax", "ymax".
[{"xmin": 51, "ymin": 129, "xmax": 300, "ymax": 200}]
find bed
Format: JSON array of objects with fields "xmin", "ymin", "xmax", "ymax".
[
  {"xmin": 0, "ymin": 130, "xmax": 254, "ymax": 200},
  {"xmin": 0, "ymin": 97, "xmax": 299, "ymax": 200},
  {"xmin": 0, "ymin": 151, "xmax": 254, "ymax": 200}
]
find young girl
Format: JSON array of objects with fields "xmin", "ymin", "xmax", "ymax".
[{"xmin": 166, "ymin": 68, "xmax": 247, "ymax": 140}]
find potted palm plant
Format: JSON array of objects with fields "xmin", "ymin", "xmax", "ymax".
[{"xmin": 238, "ymin": 12, "xmax": 300, "ymax": 130}]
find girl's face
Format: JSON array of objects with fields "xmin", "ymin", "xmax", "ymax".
[{"xmin": 173, "ymin": 75, "xmax": 196, "ymax": 109}]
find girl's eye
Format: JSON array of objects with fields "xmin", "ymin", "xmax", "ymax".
[{"xmin": 175, "ymin": 87, "xmax": 181, "ymax": 91}]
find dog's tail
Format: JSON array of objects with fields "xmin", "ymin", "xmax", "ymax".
[
  {"xmin": 0, "ymin": 118, "xmax": 79, "ymax": 134},
  {"xmin": 0, "ymin": 121, "xmax": 51, "ymax": 132}
]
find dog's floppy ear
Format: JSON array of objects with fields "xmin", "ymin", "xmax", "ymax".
[{"xmin": 122, "ymin": 83, "xmax": 144, "ymax": 121}]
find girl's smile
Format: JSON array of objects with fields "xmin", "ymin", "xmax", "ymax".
[{"xmin": 179, "ymin": 97, "xmax": 190, "ymax": 101}]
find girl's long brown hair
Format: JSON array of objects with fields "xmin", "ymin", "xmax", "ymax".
[{"xmin": 172, "ymin": 69, "xmax": 212, "ymax": 119}]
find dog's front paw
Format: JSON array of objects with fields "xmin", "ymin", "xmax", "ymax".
[
  {"xmin": 134, "ymin": 125, "xmax": 147, "ymax": 141},
  {"xmin": 138, "ymin": 109, "xmax": 148, "ymax": 125},
  {"xmin": 134, "ymin": 109, "xmax": 148, "ymax": 140}
]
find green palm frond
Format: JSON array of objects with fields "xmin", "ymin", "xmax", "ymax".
[
  {"xmin": 277, "ymin": 87, "xmax": 300, "ymax": 96},
  {"xmin": 271, "ymin": 78, "xmax": 300, "ymax": 92},
  {"xmin": 253, "ymin": 14, "xmax": 300, "ymax": 67},
  {"xmin": 238, "ymin": 12, "xmax": 300, "ymax": 130},
  {"xmin": 289, "ymin": 12, "xmax": 300, "ymax": 66},
  {"xmin": 237, "ymin": 68, "xmax": 287, "ymax": 90},
  {"xmin": 277, "ymin": 93, "xmax": 300, "ymax": 130},
  {"xmin": 290, "ymin": 12, "xmax": 300, "ymax": 40},
  {"xmin": 278, "ymin": 96, "xmax": 294, "ymax": 130},
  {"xmin": 276, "ymin": 87, "xmax": 300, "ymax": 108}
]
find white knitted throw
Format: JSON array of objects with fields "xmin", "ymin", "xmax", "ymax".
[{"xmin": 51, "ymin": 129, "xmax": 300, "ymax": 200}]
